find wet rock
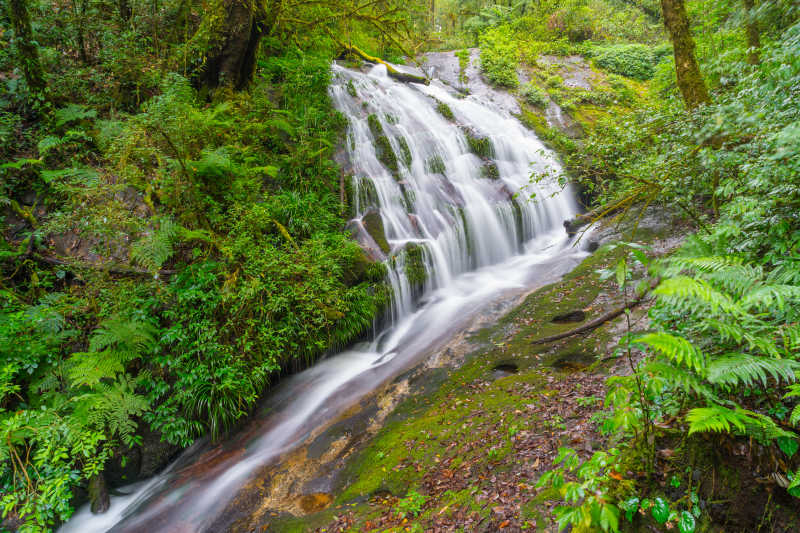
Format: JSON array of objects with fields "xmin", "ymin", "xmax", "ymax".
[
  {"xmin": 482, "ymin": 160, "xmax": 500, "ymax": 180},
  {"xmin": 88, "ymin": 474, "xmax": 110, "ymax": 514},
  {"xmin": 297, "ymin": 492, "xmax": 332, "ymax": 513},
  {"xmin": 552, "ymin": 310, "xmax": 586, "ymax": 323},
  {"xmin": 361, "ymin": 210, "xmax": 390, "ymax": 255},
  {"xmin": 491, "ymin": 362, "xmax": 519, "ymax": 380},
  {"xmin": 463, "ymin": 128, "xmax": 495, "ymax": 158}
]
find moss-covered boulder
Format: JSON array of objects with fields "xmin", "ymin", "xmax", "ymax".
[
  {"xmin": 426, "ymin": 154, "xmax": 446, "ymax": 174},
  {"xmin": 397, "ymin": 136, "xmax": 412, "ymax": 168},
  {"xmin": 362, "ymin": 210, "xmax": 390, "ymax": 254},
  {"xmin": 88, "ymin": 474, "xmax": 110, "ymax": 514},
  {"xmin": 435, "ymin": 99, "xmax": 455, "ymax": 121},
  {"xmin": 482, "ymin": 161, "xmax": 500, "ymax": 180},
  {"xmin": 367, "ymin": 114, "xmax": 400, "ymax": 175},
  {"xmin": 463, "ymin": 129, "xmax": 495, "ymax": 158}
]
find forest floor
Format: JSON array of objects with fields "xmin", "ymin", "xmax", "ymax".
[{"xmin": 260, "ymin": 208, "xmax": 688, "ymax": 532}]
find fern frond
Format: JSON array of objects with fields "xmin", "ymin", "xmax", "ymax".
[
  {"xmin": 699, "ymin": 318, "xmax": 745, "ymax": 343},
  {"xmin": 687, "ymin": 406, "xmax": 749, "ymax": 434},
  {"xmin": 131, "ymin": 218, "xmax": 180, "ymax": 272},
  {"xmin": 740, "ymin": 284, "xmax": 800, "ymax": 313},
  {"xmin": 69, "ymin": 318, "xmax": 157, "ymax": 387},
  {"xmin": 89, "ymin": 317, "xmax": 157, "ymax": 354},
  {"xmin": 653, "ymin": 276, "xmax": 738, "ymax": 314},
  {"xmin": 641, "ymin": 361, "xmax": 717, "ymax": 401},
  {"xmin": 636, "ymin": 332, "xmax": 705, "ymax": 372},
  {"xmin": 707, "ymin": 353, "xmax": 800, "ymax": 389}
]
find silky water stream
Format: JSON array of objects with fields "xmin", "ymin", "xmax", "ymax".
[{"xmin": 61, "ymin": 59, "xmax": 587, "ymax": 533}]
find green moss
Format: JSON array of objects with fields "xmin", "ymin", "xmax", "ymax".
[
  {"xmin": 464, "ymin": 131, "xmax": 495, "ymax": 158},
  {"xmin": 435, "ymin": 100, "xmax": 455, "ymax": 121},
  {"xmin": 482, "ymin": 161, "xmax": 500, "ymax": 180},
  {"xmin": 397, "ymin": 136, "xmax": 412, "ymax": 168},
  {"xmin": 404, "ymin": 243, "xmax": 427, "ymax": 287},
  {"xmin": 367, "ymin": 113, "xmax": 384, "ymax": 137},
  {"xmin": 346, "ymin": 80, "xmax": 357, "ymax": 98},
  {"xmin": 362, "ymin": 210, "xmax": 390, "ymax": 254},
  {"xmin": 426, "ymin": 154, "xmax": 446, "ymax": 174},
  {"xmin": 374, "ymin": 134, "xmax": 399, "ymax": 175}
]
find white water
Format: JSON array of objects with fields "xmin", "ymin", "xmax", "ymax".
[{"xmin": 61, "ymin": 61, "xmax": 581, "ymax": 533}]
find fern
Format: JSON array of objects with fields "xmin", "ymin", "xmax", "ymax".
[
  {"xmin": 68, "ymin": 317, "xmax": 157, "ymax": 387},
  {"xmin": 636, "ymin": 332, "xmax": 705, "ymax": 372},
  {"xmin": 131, "ymin": 218, "xmax": 180, "ymax": 272},
  {"xmin": 707, "ymin": 353, "xmax": 800, "ymax": 389},
  {"xmin": 71, "ymin": 375, "xmax": 148, "ymax": 446},
  {"xmin": 53, "ymin": 103, "xmax": 97, "ymax": 128},
  {"xmin": 687, "ymin": 406, "xmax": 751, "ymax": 434},
  {"xmin": 653, "ymin": 276, "xmax": 737, "ymax": 314}
]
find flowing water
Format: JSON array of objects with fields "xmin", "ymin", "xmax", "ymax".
[{"xmin": 61, "ymin": 60, "xmax": 584, "ymax": 533}]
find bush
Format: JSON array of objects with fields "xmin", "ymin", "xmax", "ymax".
[
  {"xmin": 521, "ymin": 82, "xmax": 549, "ymax": 108},
  {"xmin": 479, "ymin": 27, "xmax": 519, "ymax": 88},
  {"xmin": 592, "ymin": 44, "xmax": 658, "ymax": 80}
]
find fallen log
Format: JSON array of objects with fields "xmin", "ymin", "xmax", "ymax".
[
  {"xmin": 28, "ymin": 252, "xmax": 176, "ymax": 278},
  {"xmin": 335, "ymin": 42, "xmax": 429, "ymax": 85},
  {"xmin": 531, "ymin": 277, "xmax": 660, "ymax": 345}
]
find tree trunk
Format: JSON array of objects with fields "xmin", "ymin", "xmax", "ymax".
[
  {"xmin": 6, "ymin": 0, "xmax": 47, "ymax": 96},
  {"xmin": 660, "ymin": 0, "xmax": 709, "ymax": 109},
  {"xmin": 195, "ymin": 0, "xmax": 276, "ymax": 91},
  {"xmin": 742, "ymin": 0, "xmax": 760, "ymax": 65},
  {"xmin": 118, "ymin": 0, "xmax": 132, "ymax": 21}
]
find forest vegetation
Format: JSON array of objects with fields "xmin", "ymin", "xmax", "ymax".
[{"xmin": 1, "ymin": 0, "xmax": 800, "ymax": 531}]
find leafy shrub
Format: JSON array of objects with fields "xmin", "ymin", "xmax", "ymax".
[
  {"xmin": 592, "ymin": 44, "xmax": 657, "ymax": 80},
  {"xmin": 521, "ymin": 82, "xmax": 549, "ymax": 107},
  {"xmin": 479, "ymin": 28, "xmax": 519, "ymax": 88}
]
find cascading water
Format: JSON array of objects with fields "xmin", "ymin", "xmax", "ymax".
[{"xmin": 61, "ymin": 59, "xmax": 585, "ymax": 533}]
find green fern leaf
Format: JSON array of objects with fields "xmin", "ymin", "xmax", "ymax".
[
  {"xmin": 636, "ymin": 332, "xmax": 705, "ymax": 372},
  {"xmin": 653, "ymin": 276, "xmax": 737, "ymax": 314},
  {"xmin": 707, "ymin": 353, "xmax": 800, "ymax": 388},
  {"xmin": 687, "ymin": 406, "xmax": 748, "ymax": 434}
]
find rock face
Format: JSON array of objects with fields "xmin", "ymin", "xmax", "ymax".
[
  {"xmin": 88, "ymin": 474, "xmax": 110, "ymax": 514},
  {"xmin": 361, "ymin": 210, "xmax": 390, "ymax": 255}
]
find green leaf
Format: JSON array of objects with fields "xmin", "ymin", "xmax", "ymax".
[
  {"xmin": 599, "ymin": 503, "xmax": 620, "ymax": 532},
  {"xmin": 651, "ymin": 497, "xmax": 670, "ymax": 524},
  {"xmin": 679, "ymin": 510, "xmax": 697, "ymax": 533},
  {"xmin": 615, "ymin": 258, "xmax": 627, "ymax": 288},
  {"xmin": 778, "ymin": 437, "xmax": 799, "ymax": 458},
  {"xmin": 620, "ymin": 497, "xmax": 640, "ymax": 522}
]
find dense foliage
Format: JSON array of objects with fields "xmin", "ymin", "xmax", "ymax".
[{"xmin": 0, "ymin": 0, "xmax": 418, "ymax": 529}]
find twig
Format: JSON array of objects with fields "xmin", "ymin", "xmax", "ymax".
[{"xmin": 531, "ymin": 277, "xmax": 660, "ymax": 345}]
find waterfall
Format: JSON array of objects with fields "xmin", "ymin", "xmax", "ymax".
[
  {"xmin": 60, "ymin": 60, "xmax": 582, "ymax": 533},
  {"xmin": 333, "ymin": 63, "xmax": 575, "ymax": 324}
]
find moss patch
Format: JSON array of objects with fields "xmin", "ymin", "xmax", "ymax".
[
  {"xmin": 464, "ymin": 131, "xmax": 495, "ymax": 158},
  {"xmin": 435, "ymin": 100, "xmax": 455, "ymax": 121},
  {"xmin": 362, "ymin": 210, "xmax": 390, "ymax": 254}
]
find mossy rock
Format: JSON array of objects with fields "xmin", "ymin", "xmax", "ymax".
[
  {"xmin": 344, "ymin": 247, "xmax": 387, "ymax": 286},
  {"xmin": 374, "ymin": 135, "xmax": 399, "ymax": 175},
  {"xmin": 482, "ymin": 161, "xmax": 500, "ymax": 180},
  {"xmin": 362, "ymin": 210, "xmax": 390, "ymax": 254},
  {"xmin": 389, "ymin": 242, "xmax": 428, "ymax": 300},
  {"xmin": 367, "ymin": 113, "xmax": 384, "ymax": 137},
  {"xmin": 435, "ymin": 100, "xmax": 455, "ymax": 121},
  {"xmin": 403, "ymin": 243, "xmax": 427, "ymax": 288},
  {"xmin": 426, "ymin": 154, "xmax": 446, "ymax": 174},
  {"xmin": 397, "ymin": 136, "xmax": 412, "ymax": 168},
  {"xmin": 463, "ymin": 129, "xmax": 495, "ymax": 158},
  {"xmin": 353, "ymin": 176, "xmax": 378, "ymax": 212},
  {"xmin": 346, "ymin": 80, "xmax": 357, "ymax": 98}
]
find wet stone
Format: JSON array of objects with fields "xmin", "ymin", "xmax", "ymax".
[{"xmin": 552, "ymin": 309, "xmax": 586, "ymax": 323}]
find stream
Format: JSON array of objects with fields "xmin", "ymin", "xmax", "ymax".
[{"xmin": 61, "ymin": 56, "xmax": 585, "ymax": 533}]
